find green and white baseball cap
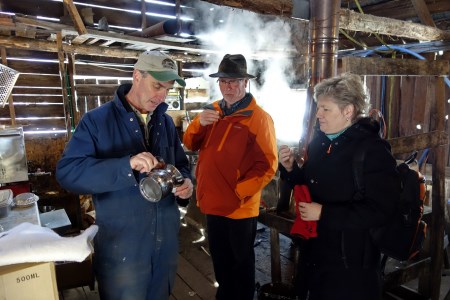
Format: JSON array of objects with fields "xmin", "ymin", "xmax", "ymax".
[{"xmin": 134, "ymin": 50, "xmax": 186, "ymax": 87}]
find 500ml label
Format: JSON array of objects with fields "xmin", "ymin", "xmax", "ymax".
[{"xmin": 16, "ymin": 273, "xmax": 40, "ymax": 283}]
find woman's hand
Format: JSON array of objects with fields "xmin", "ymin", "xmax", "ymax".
[
  {"xmin": 299, "ymin": 202, "xmax": 322, "ymax": 221},
  {"xmin": 279, "ymin": 145, "xmax": 295, "ymax": 172},
  {"xmin": 174, "ymin": 178, "xmax": 194, "ymax": 199}
]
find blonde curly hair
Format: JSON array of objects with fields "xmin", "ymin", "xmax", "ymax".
[{"xmin": 313, "ymin": 73, "xmax": 371, "ymax": 121}]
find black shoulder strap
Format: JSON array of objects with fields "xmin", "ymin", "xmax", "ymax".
[{"xmin": 352, "ymin": 138, "xmax": 376, "ymax": 201}]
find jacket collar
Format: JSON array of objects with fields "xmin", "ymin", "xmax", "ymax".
[
  {"xmin": 219, "ymin": 92, "xmax": 253, "ymax": 117},
  {"xmin": 205, "ymin": 93, "xmax": 256, "ymax": 118},
  {"xmin": 114, "ymin": 83, "xmax": 169, "ymax": 116},
  {"xmin": 315, "ymin": 117, "xmax": 382, "ymax": 144}
]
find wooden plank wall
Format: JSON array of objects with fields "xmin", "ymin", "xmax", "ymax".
[
  {"xmin": 0, "ymin": 49, "xmax": 134, "ymax": 135},
  {"xmin": 25, "ymin": 138, "xmax": 67, "ymax": 173},
  {"xmin": 365, "ymin": 76, "xmax": 450, "ymax": 166},
  {"xmin": 0, "ymin": 49, "xmax": 135, "ymax": 174},
  {"xmin": 0, "ymin": 49, "xmax": 65, "ymax": 134}
]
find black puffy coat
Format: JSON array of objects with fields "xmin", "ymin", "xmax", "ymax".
[{"xmin": 280, "ymin": 118, "xmax": 401, "ymax": 300}]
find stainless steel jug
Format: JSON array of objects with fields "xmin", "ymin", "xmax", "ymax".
[{"xmin": 139, "ymin": 163, "xmax": 184, "ymax": 202}]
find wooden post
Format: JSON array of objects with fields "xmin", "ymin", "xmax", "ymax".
[
  {"xmin": 62, "ymin": 0, "xmax": 87, "ymax": 35},
  {"xmin": 57, "ymin": 32, "xmax": 72, "ymax": 139},
  {"xmin": 427, "ymin": 76, "xmax": 448, "ymax": 300},
  {"xmin": 67, "ymin": 54, "xmax": 80, "ymax": 128},
  {"xmin": 270, "ymin": 228, "xmax": 282, "ymax": 284},
  {"xmin": 140, "ymin": 0, "xmax": 147, "ymax": 30}
]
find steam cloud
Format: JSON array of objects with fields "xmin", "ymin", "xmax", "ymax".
[{"xmin": 184, "ymin": 0, "xmax": 307, "ymax": 145}]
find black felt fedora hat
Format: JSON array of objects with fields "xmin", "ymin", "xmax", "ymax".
[{"xmin": 209, "ymin": 54, "xmax": 256, "ymax": 78}]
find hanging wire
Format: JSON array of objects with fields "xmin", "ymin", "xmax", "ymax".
[
  {"xmin": 339, "ymin": 29, "xmax": 367, "ymax": 49},
  {"xmin": 353, "ymin": 0, "xmax": 392, "ymax": 52}
]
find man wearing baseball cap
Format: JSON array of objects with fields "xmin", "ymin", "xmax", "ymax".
[
  {"xmin": 183, "ymin": 54, "xmax": 278, "ymax": 300},
  {"xmin": 56, "ymin": 50, "xmax": 193, "ymax": 299}
]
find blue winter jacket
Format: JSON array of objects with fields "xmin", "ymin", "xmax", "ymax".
[
  {"xmin": 56, "ymin": 83, "xmax": 190, "ymax": 211},
  {"xmin": 56, "ymin": 84, "xmax": 191, "ymax": 299}
]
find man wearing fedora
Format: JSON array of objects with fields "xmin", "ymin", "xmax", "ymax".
[
  {"xmin": 56, "ymin": 50, "xmax": 193, "ymax": 300},
  {"xmin": 183, "ymin": 54, "xmax": 278, "ymax": 300}
]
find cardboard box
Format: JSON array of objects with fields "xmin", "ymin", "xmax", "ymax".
[{"xmin": 0, "ymin": 262, "xmax": 59, "ymax": 300}]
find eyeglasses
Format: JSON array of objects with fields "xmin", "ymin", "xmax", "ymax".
[{"xmin": 217, "ymin": 79, "xmax": 243, "ymax": 86}]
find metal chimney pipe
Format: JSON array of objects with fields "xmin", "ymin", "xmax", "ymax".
[
  {"xmin": 309, "ymin": 0, "xmax": 341, "ymax": 83},
  {"xmin": 302, "ymin": 0, "xmax": 341, "ymax": 147}
]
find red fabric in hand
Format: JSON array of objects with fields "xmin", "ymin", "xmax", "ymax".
[{"xmin": 290, "ymin": 184, "xmax": 318, "ymax": 239}]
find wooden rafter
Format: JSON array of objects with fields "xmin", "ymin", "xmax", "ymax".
[
  {"xmin": 0, "ymin": 35, "xmax": 141, "ymax": 58},
  {"xmin": 56, "ymin": 32, "xmax": 71, "ymax": 139},
  {"xmin": 13, "ymin": 15, "xmax": 214, "ymax": 54},
  {"xmin": 62, "ymin": 0, "xmax": 87, "ymax": 35},
  {"xmin": 0, "ymin": 35, "xmax": 210, "ymax": 63},
  {"xmin": 410, "ymin": 0, "xmax": 436, "ymax": 27},
  {"xmin": 198, "ymin": 1, "xmax": 449, "ymax": 42},
  {"xmin": 195, "ymin": 0, "xmax": 292, "ymax": 16},
  {"xmin": 1, "ymin": 1, "xmax": 449, "ymax": 70},
  {"xmin": 140, "ymin": 0, "xmax": 147, "ymax": 30},
  {"xmin": 338, "ymin": 9, "xmax": 449, "ymax": 41},
  {"xmin": 347, "ymin": 0, "xmax": 450, "ymax": 22}
]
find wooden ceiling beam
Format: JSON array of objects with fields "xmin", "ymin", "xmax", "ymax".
[
  {"xmin": 339, "ymin": 9, "xmax": 450, "ymax": 41},
  {"xmin": 343, "ymin": 0, "xmax": 450, "ymax": 21},
  {"xmin": 141, "ymin": 0, "xmax": 147, "ymax": 30},
  {"xmin": 410, "ymin": 0, "xmax": 436, "ymax": 27},
  {"xmin": 14, "ymin": 15, "xmax": 214, "ymax": 54},
  {"xmin": 0, "ymin": 35, "xmax": 141, "ymax": 58},
  {"xmin": 62, "ymin": 0, "xmax": 87, "ymax": 35},
  {"xmin": 3, "ymin": 2, "xmax": 448, "ymax": 62},
  {"xmin": 198, "ymin": 1, "xmax": 449, "ymax": 41},
  {"xmin": 196, "ymin": 0, "xmax": 292, "ymax": 16},
  {"xmin": 0, "ymin": 34, "xmax": 210, "ymax": 63}
]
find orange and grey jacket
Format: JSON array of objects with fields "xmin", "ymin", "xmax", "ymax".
[{"xmin": 183, "ymin": 96, "xmax": 278, "ymax": 219}]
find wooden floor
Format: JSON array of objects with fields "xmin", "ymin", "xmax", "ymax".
[
  {"xmin": 59, "ymin": 220, "xmax": 276, "ymax": 300},
  {"xmin": 170, "ymin": 255, "xmax": 216, "ymax": 300},
  {"xmin": 60, "ymin": 223, "xmax": 220, "ymax": 300},
  {"xmin": 58, "ymin": 256, "xmax": 215, "ymax": 300},
  {"xmin": 58, "ymin": 218, "xmax": 450, "ymax": 300}
]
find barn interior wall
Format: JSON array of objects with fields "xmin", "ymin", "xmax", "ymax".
[
  {"xmin": 1, "ymin": 48, "xmax": 449, "ymax": 179},
  {"xmin": 25, "ymin": 137, "xmax": 66, "ymax": 173},
  {"xmin": 365, "ymin": 75, "xmax": 450, "ymax": 166}
]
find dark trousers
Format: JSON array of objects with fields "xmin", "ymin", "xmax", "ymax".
[{"xmin": 206, "ymin": 214, "xmax": 257, "ymax": 300}]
